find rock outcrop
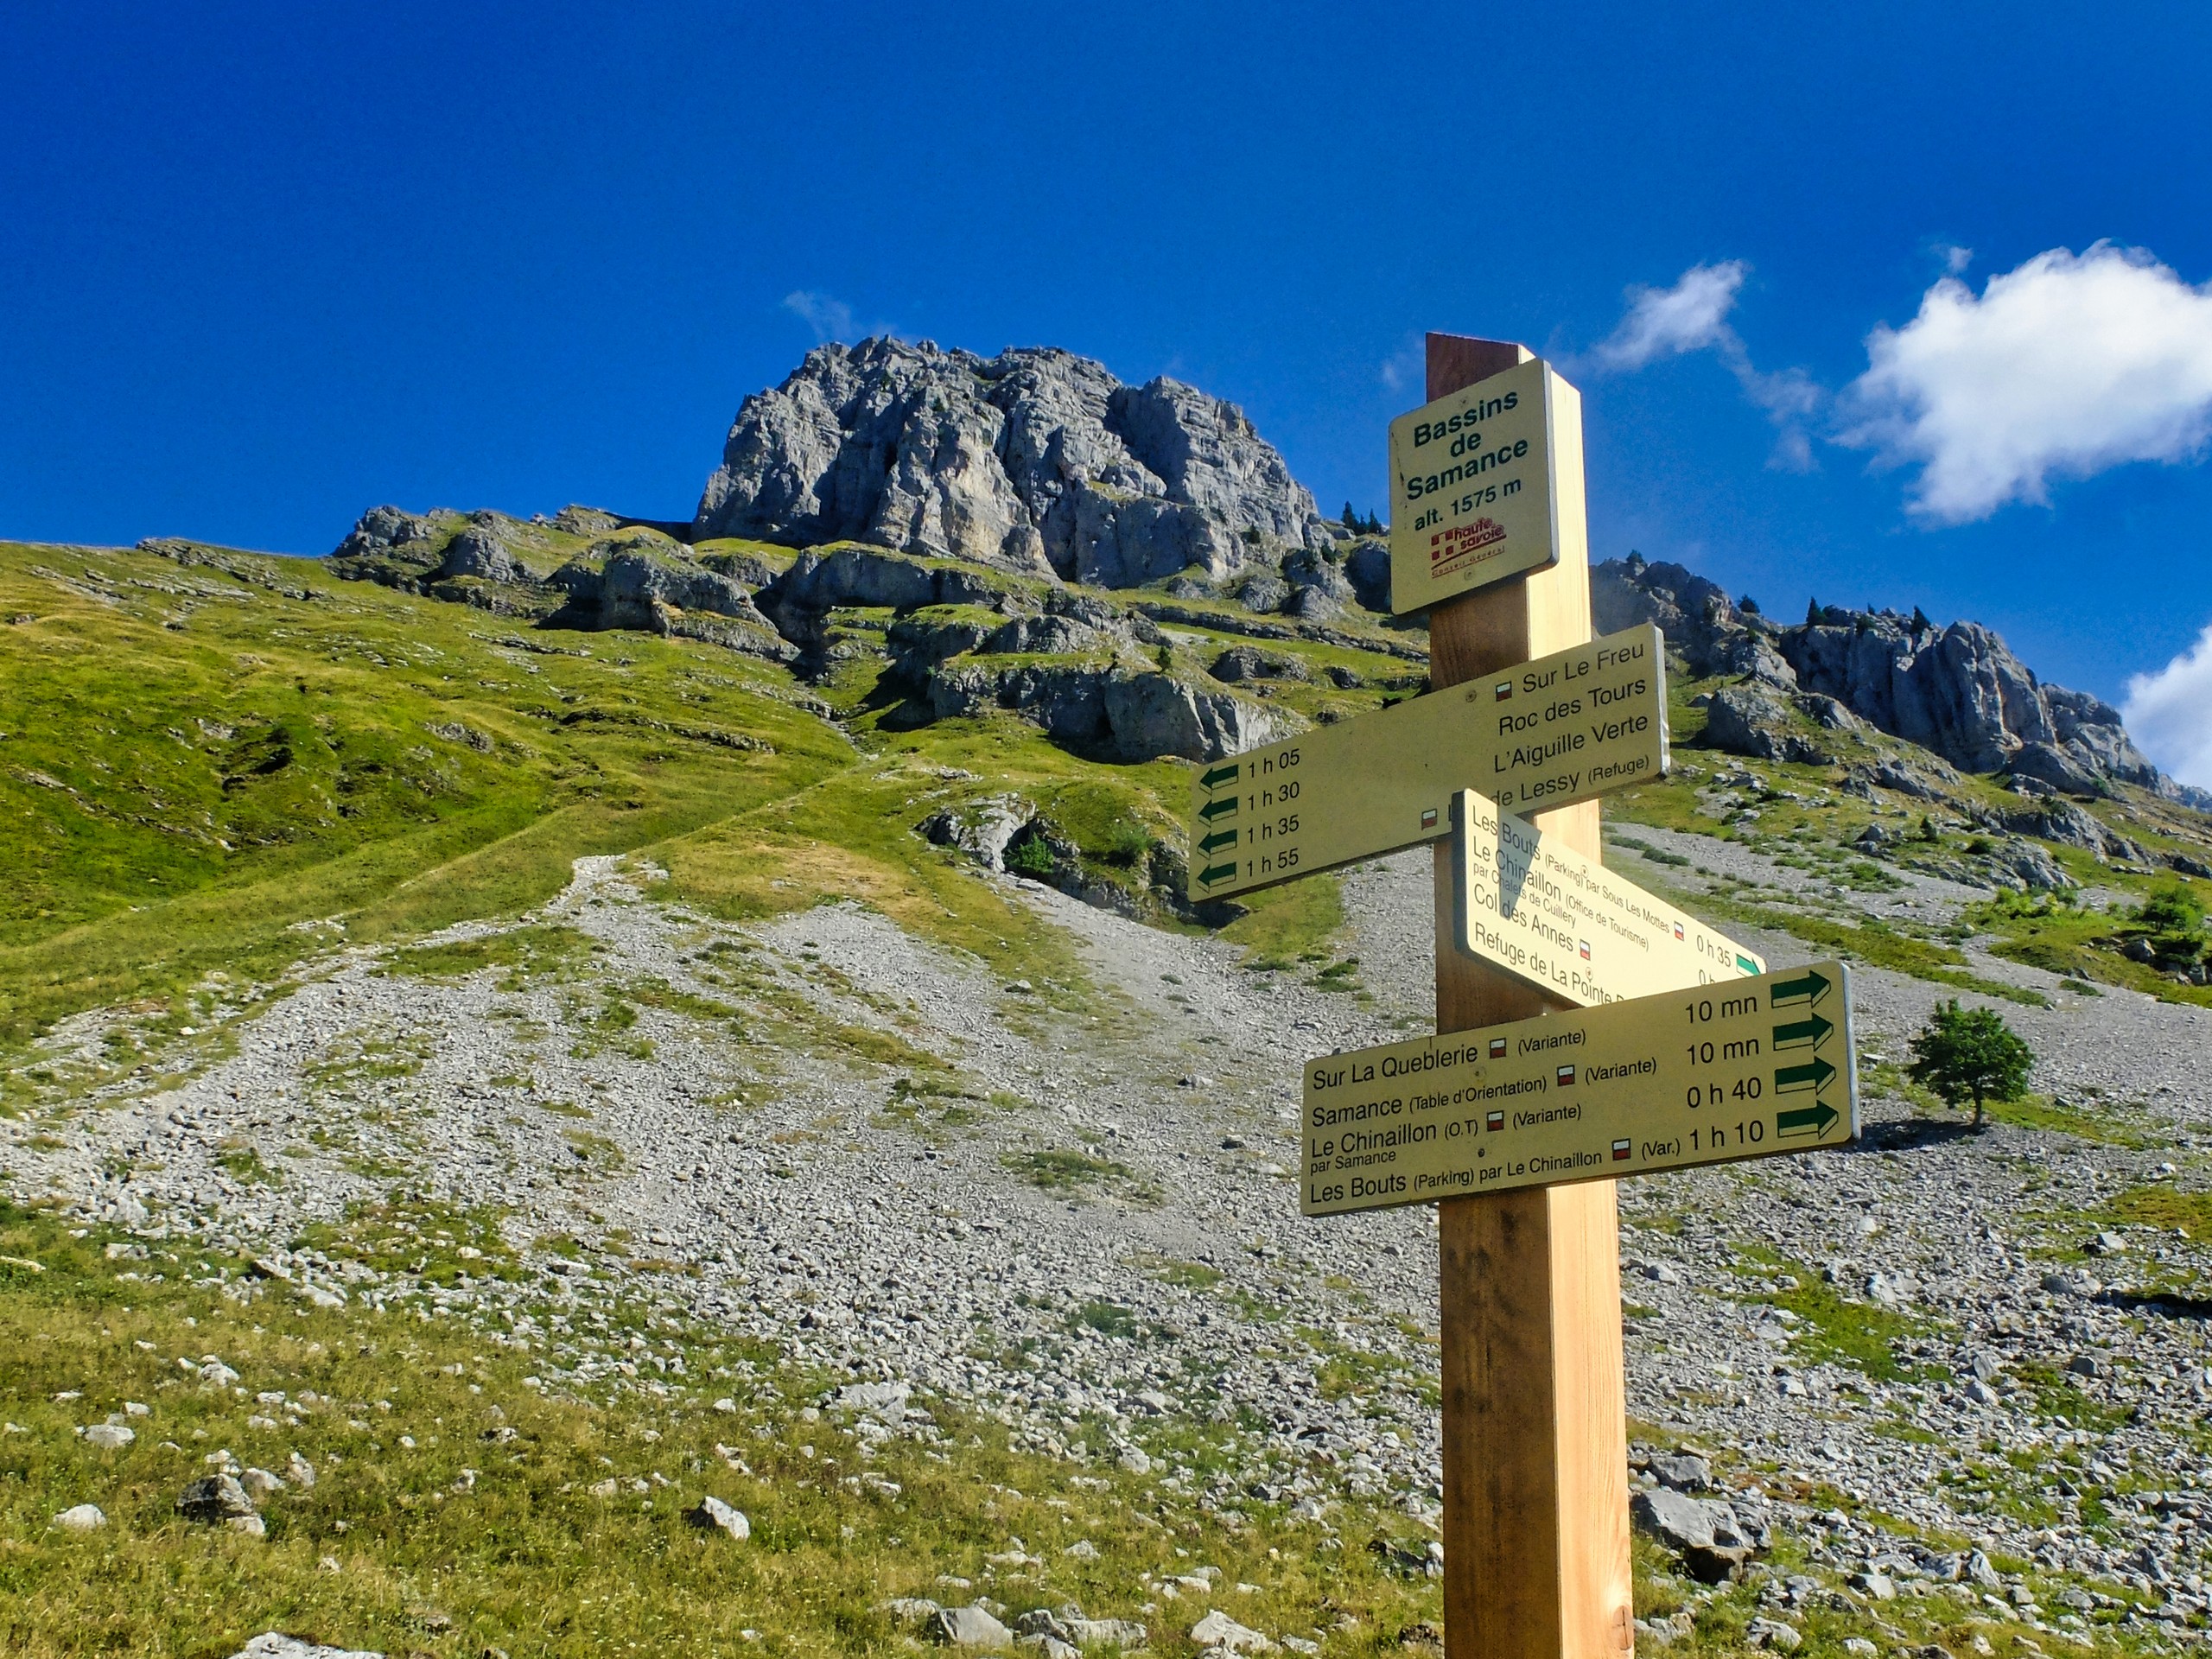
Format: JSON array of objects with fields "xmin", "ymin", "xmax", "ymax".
[
  {"xmin": 694, "ymin": 337, "xmax": 1330, "ymax": 585},
  {"xmin": 548, "ymin": 550, "xmax": 794, "ymax": 662},
  {"xmin": 927, "ymin": 659, "xmax": 1291, "ymax": 764},
  {"xmin": 1597, "ymin": 555, "xmax": 2177, "ymax": 799}
]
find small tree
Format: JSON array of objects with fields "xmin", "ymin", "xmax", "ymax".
[
  {"xmin": 1907, "ymin": 999, "xmax": 2032, "ymax": 1128},
  {"xmin": 2139, "ymin": 883, "xmax": 2206, "ymax": 941},
  {"xmin": 1343, "ymin": 500, "xmax": 1359, "ymax": 529}
]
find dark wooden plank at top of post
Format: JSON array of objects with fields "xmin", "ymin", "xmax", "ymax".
[{"xmin": 1426, "ymin": 332, "xmax": 1633, "ymax": 1659}]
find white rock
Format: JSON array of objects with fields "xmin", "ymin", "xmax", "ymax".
[
  {"xmin": 83, "ymin": 1422, "xmax": 135, "ymax": 1449},
  {"xmin": 240, "ymin": 1467, "xmax": 286, "ymax": 1501},
  {"xmin": 685, "ymin": 1494, "xmax": 750, "ymax": 1541},
  {"xmin": 929, "ymin": 1604, "xmax": 1012, "ymax": 1648},
  {"xmin": 288, "ymin": 1451, "xmax": 317, "ymax": 1488},
  {"xmin": 53, "ymin": 1503, "xmax": 106, "ymax": 1531},
  {"xmin": 228, "ymin": 1636, "xmax": 384, "ymax": 1659},
  {"xmin": 1191, "ymin": 1610, "xmax": 1274, "ymax": 1652}
]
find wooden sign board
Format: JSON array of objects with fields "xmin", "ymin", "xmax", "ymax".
[
  {"xmin": 1186, "ymin": 625, "xmax": 1667, "ymax": 901},
  {"xmin": 1300, "ymin": 960, "xmax": 1856, "ymax": 1217},
  {"xmin": 1452, "ymin": 789, "xmax": 1764, "ymax": 1005},
  {"xmin": 1387, "ymin": 356, "xmax": 1585, "ymax": 615}
]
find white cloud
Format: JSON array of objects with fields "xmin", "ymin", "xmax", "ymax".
[
  {"xmin": 1591, "ymin": 262, "xmax": 1819, "ymax": 468},
  {"xmin": 1379, "ymin": 339, "xmax": 1425, "ymax": 394},
  {"xmin": 782, "ymin": 289, "xmax": 898, "ymax": 345},
  {"xmin": 2125, "ymin": 621, "xmax": 2212, "ymax": 790},
  {"xmin": 1837, "ymin": 243, "xmax": 2212, "ymax": 524},
  {"xmin": 1594, "ymin": 262, "xmax": 1749, "ymax": 369}
]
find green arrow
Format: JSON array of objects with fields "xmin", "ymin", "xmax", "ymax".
[
  {"xmin": 1771, "ymin": 1013, "xmax": 1834, "ymax": 1049},
  {"xmin": 1774, "ymin": 1056, "xmax": 1836, "ymax": 1094},
  {"xmin": 1198, "ymin": 828, "xmax": 1238, "ymax": 855},
  {"xmin": 1197, "ymin": 796, "xmax": 1239, "ymax": 823},
  {"xmin": 1776, "ymin": 1103, "xmax": 1840, "ymax": 1140},
  {"xmin": 1734, "ymin": 953, "xmax": 1760, "ymax": 976},
  {"xmin": 1199, "ymin": 764, "xmax": 1240, "ymax": 790},
  {"xmin": 1768, "ymin": 968, "xmax": 1830, "ymax": 1007},
  {"xmin": 1197, "ymin": 861, "xmax": 1237, "ymax": 888}
]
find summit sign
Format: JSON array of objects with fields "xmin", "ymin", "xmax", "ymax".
[{"xmin": 1387, "ymin": 355, "xmax": 1586, "ymax": 614}]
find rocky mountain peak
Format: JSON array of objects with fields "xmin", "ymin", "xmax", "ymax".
[
  {"xmin": 693, "ymin": 335, "xmax": 1329, "ymax": 586},
  {"xmin": 1595, "ymin": 556, "xmax": 2206, "ymax": 809}
]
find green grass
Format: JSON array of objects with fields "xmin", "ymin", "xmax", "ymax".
[
  {"xmin": 1688, "ymin": 890, "xmax": 2052, "ymax": 1007},
  {"xmin": 1729, "ymin": 1250, "xmax": 1933, "ymax": 1382},
  {"xmin": 380, "ymin": 925, "xmax": 596, "ymax": 989},
  {"xmin": 1982, "ymin": 1094, "xmax": 2172, "ymax": 1149},
  {"xmin": 0, "ymin": 540, "xmax": 844, "ymax": 1054},
  {"xmin": 1215, "ymin": 872, "xmax": 1346, "ymax": 970},
  {"xmin": 1001, "ymin": 1149, "xmax": 1160, "ymax": 1205},
  {"xmin": 2106, "ymin": 1182, "xmax": 2212, "ymax": 1237},
  {"xmin": 0, "ymin": 1198, "xmax": 1452, "ymax": 1657}
]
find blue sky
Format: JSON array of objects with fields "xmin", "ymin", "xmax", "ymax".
[{"xmin": 6, "ymin": 2, "xmax": 2212, "ymax": 777}]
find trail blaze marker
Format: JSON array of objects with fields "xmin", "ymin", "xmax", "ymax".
[
  {"xmin": 1300, "ymin": 960, "xmax": 1858, "ymax": 1217},
  {"xmin": 1184, "ymin": 624, "xmax": 1668, "ymax": 900},
  {"xmin": 1389, "ymin": 355, "xmax": 1586, "ymax": 614},
  {"xmin": 1450, "ymin": 788, "xmax": 1762, "ymax": 1005}
]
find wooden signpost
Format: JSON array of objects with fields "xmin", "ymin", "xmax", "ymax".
[{"xmin": 1187, "ymin": 335, "xmax": 1862, "ymax": 1659}]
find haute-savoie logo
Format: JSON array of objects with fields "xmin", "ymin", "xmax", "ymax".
[{"xmin": 1431, "ymin": 516, "xmax": 1506, "ymax": 568}]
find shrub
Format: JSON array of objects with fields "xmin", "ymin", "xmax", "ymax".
[
  {"xmin": 1907, "ymin": 999, "xmax": 2033, "ymax": 1128},
  {"xmin": 1004, "ymin": 832, "xmax": 1058, "ymax": 880}
]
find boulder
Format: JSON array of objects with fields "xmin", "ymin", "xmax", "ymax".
[
  {"xmin": 2005, "ymin": 741, "xmax": 2106, "ymax": 798},
  {"xmin": 927, "ymin": 1604, "xmax": 1014, "ymax": 1648},
  {"xmin": 1647, "ymin": 1452, "xmax": 1713, "ymax": 1492},
  {"xmin": 226, "ymin": 1638, "xmax": 384, "ymax": 1659},
  {"xmin": 1099, "ymin": 671, "xmax": 1294, "ymax": 763},
  {"xmin": 1190, "ymin": 1609, "xmax": 1274, "ymax": 1652},
  {"xmin": 1989, "ymin": 836, "xmax": 2073, "ymax": 893},
  {"xmin": 683, "ymin": 1495, "xmax": 750, "ymax": 1541},
  {"xmin": 830, "ymin": 1379, "xmax": 912, "ymax": 1419},
  {"xmin": 919, "ymin": 796, "xmax": 1035, "ymax": 872},
  {"xmin": 1236, "ymin": 572, "xmax": 1291, "ymax": 613},
  {"xmin": 1630, "ymin": 1488, "xmax": 1755, "ymax": 1581},
  {"xmin": 929, "ymin": 662, "xmax": 1290, "ymax": 762},
  {"xmin": 52, "ymin": 1503, "xmax": 106, "ymax": 1531},
  {"xmin": 1210, "ymin": 646, "xmax": 1309, "ymax": 683},
  {"xmin": 177, "ymin": 1473, "xmax": 257, "ymax": 1524},
  {"xmin": 332, "ymin": 505, "xmax": 440, "ymax": 562},
  {"xmin": 1341, "ymin": 537, "xmax": 1391, "ymax": 611},
  {"xmin": 434, "ymin": 525, "xmax": 521, "ymax": 585},
  {"xmin": 1700, "ymin": 686, "xmax": 1792, "ymax": 760}
]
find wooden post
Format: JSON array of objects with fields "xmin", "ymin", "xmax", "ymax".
[{"xmin": 1427, "ymin": 334, "xmax": 1634, "ymax": 1659}]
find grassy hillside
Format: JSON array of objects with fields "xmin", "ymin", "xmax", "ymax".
[{"xmin": 6, "ymin": 532, "xmax": 2209, "ymax": 1078}]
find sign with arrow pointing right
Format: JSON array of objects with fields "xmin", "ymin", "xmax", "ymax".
[{"xmin": 1299, "ymin": 957, "xmax": 1859, "ymax": 1216}]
